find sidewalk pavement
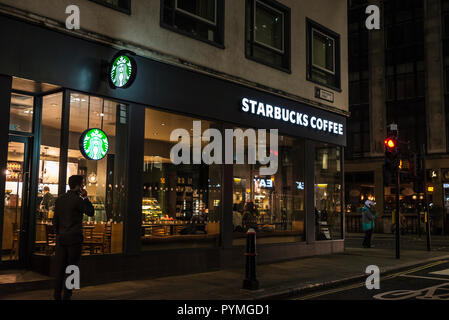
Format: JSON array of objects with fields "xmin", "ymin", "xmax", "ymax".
[{"xmin": 2, "ymin": 246, "xmax": 449, "ymax": 300}]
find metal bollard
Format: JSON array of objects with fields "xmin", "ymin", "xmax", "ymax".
[{"xmin": 243, "ymin": 228, "xmax": 259, "ymax": 290}]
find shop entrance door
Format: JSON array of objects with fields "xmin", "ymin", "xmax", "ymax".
[{"xmin": 1, "ymin": 135, "xmax": 30, "ymax": 264}]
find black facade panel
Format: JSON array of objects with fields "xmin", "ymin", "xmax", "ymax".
[{"xmin": 0, "ymin": 14, "xmax": 346, "ymax": 146}]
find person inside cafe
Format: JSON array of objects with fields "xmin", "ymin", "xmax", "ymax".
[
  {"xmin": 40, "ymin": 186, "xmax": 54, "ymax": 220},
  {"xmin": 53, "ymin": 175, "xmax": 94, "ymax": 300}
]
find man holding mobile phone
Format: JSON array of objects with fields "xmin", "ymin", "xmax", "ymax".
[{"xmin": 53, "ymin": 175, "xmax": 94, "ymax": 300}]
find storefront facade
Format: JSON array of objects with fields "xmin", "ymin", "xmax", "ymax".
[{"xmin": 0, "ymin": 13, "xmax": 346, "ymax": 283}]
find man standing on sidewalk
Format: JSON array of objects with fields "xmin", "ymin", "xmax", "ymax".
[
  {"xmin": 53, "ymin": 175, "xmax": 94, "ymax": 300},
  {"xmin": 362, "ymin": 200, "xmax": 376, "ymax": 248}
]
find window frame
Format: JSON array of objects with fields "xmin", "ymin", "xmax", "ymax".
[
  {"xmin": 311, "ymin": 28, "xmax": 336, "ymax": 75},
  {"xmin": 160, "ymin": 0, "xmax": 225, "ymax": 49},
  {"xmin": 89, "ymin": 0, "xmax": 131, "ymax": 15},
  {"xmin": 253, "ymin": 0, "xmax": 285, "ymax": 54},
  {"xmin": 306, "ymin": 18, "xmax": 341, "ymax": 91},
  {"xmin": 175, "ymin": 0, "xmax": 218, "ymax": 26},
  {"xmin": 245, "ymin": 0, "xmax": 291, "ymax": 73}
]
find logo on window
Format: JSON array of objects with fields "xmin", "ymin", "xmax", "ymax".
[
  {"xmin": 79, "ymin": 128, "xmax": 109, "ymax": 161},
  {"xmin": 109, "ymin": 51, "xmax": 137, "ymax": 89}
]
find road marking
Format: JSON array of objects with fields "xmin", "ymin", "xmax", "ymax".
[
  {"xmin": 430, "ymin": 268, "xmax": 449, "ymax": 276},
  {"xmin": 294, "ymin": 260, "xmax": 448, "ymax": 300},
  {"xmin": 400, "ymin": 274, "xmax": 449, "ymax": 282},
  {"xmin": 374, "ymin": 282, "xmax": 449, "ymax": 300}
]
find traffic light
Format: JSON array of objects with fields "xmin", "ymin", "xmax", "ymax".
[
  {"xmin": 384, "ymin": 136, "xmax": 399, "ymax": 186},
  {"xmin": 384, "ymin": 137, "xmax": 397, "ymax": 152}
]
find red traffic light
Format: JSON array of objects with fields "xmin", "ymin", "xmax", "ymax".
[{"xmin": 384, "ymin": 137, "xmax": 397, "ymax": 151}]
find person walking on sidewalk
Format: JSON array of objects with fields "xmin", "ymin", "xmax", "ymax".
[
  {"xmin": 53, "ymin": 175, "xmax": 94, "ymax": 300},
  {"xmin": 362, "ymin": 200, "xmax": 376, "ymax": 248}
]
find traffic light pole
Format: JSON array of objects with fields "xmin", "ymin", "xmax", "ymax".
[
  {"xmin": 395, "ymin": 165, "xmax": 400, "ymax": 259},
  {"xmin": 422, "ymin": 144, "xmax": 431, "ymax": 251}
]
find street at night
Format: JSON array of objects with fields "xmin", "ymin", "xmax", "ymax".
[
  {"xmin": 2, "ymin": 0, "xmax": 449, "ymax": 317},
  {"xmin": 293, "ymin": 260, "xmax": 449, "ymax": 300}
]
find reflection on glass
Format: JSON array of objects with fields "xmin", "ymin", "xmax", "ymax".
[
  {"xmin": 69, "ymin": 93, "xmax": 127, "ymax": 255},
  {"xmin": 9, "ymin": 93, "xmax": 34, "ymax": 132},
  {"xmin": 315, "ymin": 144, "xmax": 342, "ymax": 240},
  {"xmin": 142, "ymin": 108, "xmax": 222, "ymax": 250},
  {"xmin": 255, "ymin": 1, "xmax": 283, "ymax": 51},
  {"xmin": 34, "ymin": 93, "xmax": 62, "ymax": 255},
  {"xmin": 177, "ymin": 0, "xmax": 216, "ymax": 23},
  {"xmin": 232, "ymin": 133, "xmax": 305, "ymax": 245},
  {"xmin": 34, "ymin": 93, "xmax": 127, "ymax": 257},
  {"xmin": 3, "ymin": 142, "xmax": 25, "ymax": 261},
  {"xmin": 312, "ymin": 29, "xmax": 335, "ymax": 73}
]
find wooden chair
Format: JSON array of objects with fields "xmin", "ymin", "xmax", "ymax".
[
  {"xmin": 34, "ymin": 223, "xmax": 47, "ymax": 253},
  {"xmin": 45, "ymin": 224, "xmax": 56, "ymax": 255},
  {"xmin": 102, "ymin": 223, "xmax": 112, "ymax": 254},
  {"xmin": 82, "ymin": 226, "xmax": 102, "ymax": 255},
  {"xmin": 10, "ymin": 223, "xmax": 19, "ymax": 260}
]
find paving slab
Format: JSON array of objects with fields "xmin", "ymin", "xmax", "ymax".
[{"xmin": 2, "ymin": 247, "xmax": 449, "ymax": 300}]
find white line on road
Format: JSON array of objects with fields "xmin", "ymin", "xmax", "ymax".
[
  {"xmin": 430, "ymin": 268, "xmax": 449, "ymax": 276},
  {"xmin": 400, "ymin": 274, "xmax": 449, "ymax": 282}
]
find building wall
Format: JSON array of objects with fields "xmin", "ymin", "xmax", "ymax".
[
  {"xmin": 0, "ymin": 0, "xmax": 348, "ymax": 114},
  {"xmin": 346, "ymin": 0, "xmax": 449, "ymax": 235}
]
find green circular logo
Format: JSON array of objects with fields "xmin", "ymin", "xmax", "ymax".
[
  {"xmin": 110, "ymin": 55, "xmax": 133, "ymax": 88},
  {"xmin": 79, "ymin": 129, "xmax": 109, "ymax": 161}
]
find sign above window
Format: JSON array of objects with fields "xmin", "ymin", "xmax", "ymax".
[
  {"xmin": 241, "ymin": 97, "xmax": 345, "ymax": 136},
  {"xmin": 79, "ymin": 128, "xmax": 109, "ymax": 161},
  {"xmin": 108, "ymin": 50, "xmax": 137, "ymax": 89}
]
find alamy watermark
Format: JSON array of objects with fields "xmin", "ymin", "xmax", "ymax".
[
  {"xmin": 170, "ymin": 121, "xmax": 279, "ymax": 176},
  {"xmin": 66, "ymin": 5, "xmax": 80, "ymax": 30},
  {"xmin": 365, "ymin": 5, "xmax": 380, "ymax": 30},
  {"xmin": 65, "ymin": 265, "xmax": 80, "ymax": 290},
  {"xmin": 365, "ymin": 265, "xmax": 380, "ymax": 290}
]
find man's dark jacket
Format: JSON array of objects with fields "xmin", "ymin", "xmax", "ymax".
[{"xmin": 54, "ymin": 190, "xmax": 95, "ymax": 245}]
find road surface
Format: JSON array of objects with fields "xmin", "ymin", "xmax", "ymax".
[{"xmin": 292, "ymin": 260, "xmax": 449, "ymax": 300}]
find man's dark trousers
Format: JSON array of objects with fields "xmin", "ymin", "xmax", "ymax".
[
  {"xmin": 363, "ymin": 229, "xmax": 373, "ymax": 248},
  {"xmin": 54, "ymin": 242, "xmax": 82, "ymax": 300}
]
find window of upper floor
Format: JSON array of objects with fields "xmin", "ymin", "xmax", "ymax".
[
  {"xmin": 90, "ymin": 0, "xmax": 131, "ymax": 14},
  {"xmin": 306, "ymin": 19, "xmax": 341, "ymax": 91},
  {"xmin": 160, "ymin": 0, "xmax": 225, "ymax": 48},
  {"xmin": 245, "ymin": 0, "xmax": 291, "ymax": 73}
]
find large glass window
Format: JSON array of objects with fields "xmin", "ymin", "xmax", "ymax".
[
  {"xmin": 315, "ymin": 143, "xmax": 343, "ymax": 240},
  {"xmin": 3, "ymin": 141, "xmax": 26, "ymax": 261},
  {"xmin": 307, "ymin": 19, "xmax": 341, "ymax": 89},
  {"xmin": 246, "ymin": 0, "xmax": 290, "ymax": 71},
  {"xmin": 9, "ymin": 93, "xmax": 34, "ymax": 133},
  {"xmin": 34, "ymin": 93, "xmax": 128, "ymax": 257},
  {"xmin": 34, "ymin": 93, "xmax": 62, "ymax": 256},
  {"xmin": 142, "ymin": 108, "xmax": 222, "ymax": 250},
  {"xmin": 232, "ymin": 132, "xmax": 305, "ymax": 245},
  {"xmin": 161, "ymin": 0, "xmax": 224, "ymax": 46}
]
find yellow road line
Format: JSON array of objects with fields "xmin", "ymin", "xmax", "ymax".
[{"xmin": 295, "ymin": 260, "xmax": 448, "ymax": 300}]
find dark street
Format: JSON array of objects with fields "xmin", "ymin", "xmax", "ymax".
[{"xmin": 293, "ymin": 259, "xmax": 449, "ymax": 300}]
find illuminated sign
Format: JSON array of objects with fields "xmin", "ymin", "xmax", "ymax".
[
  {"xmin": 79, "ymin": 128, "xmax": 109, "ymax": 161},
  {"xmin": 241, "ymin": 98, "xmax": 344, "ymax": 136},
  {"xmin": 254, "ymin": 178, "xmax": 273, "ymax": 188},
  {"xmin": 296, "ymin": 181, "xmax": 305, "ymax": 190},
  {"xmin": 109, "ymin": 50, "xmax": 137, "ymax": 89}
]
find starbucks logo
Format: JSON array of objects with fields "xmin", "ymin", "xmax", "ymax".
[
  {"xmin": 108, "ymin": 50, "xmax": 137, "ymax": 89},
  {"xmin": 79, "ymin": 129, "xmax": 109, "ymax": 161}
]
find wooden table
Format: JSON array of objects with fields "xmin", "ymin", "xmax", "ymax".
[{"xmin": 142, "ymin": 223, "xmax": 186, "ymax": 236}]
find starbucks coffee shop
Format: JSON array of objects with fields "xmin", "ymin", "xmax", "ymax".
[{"xmin": 0, "ymin": 12, "xmax": 347, "ymax": 284}]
